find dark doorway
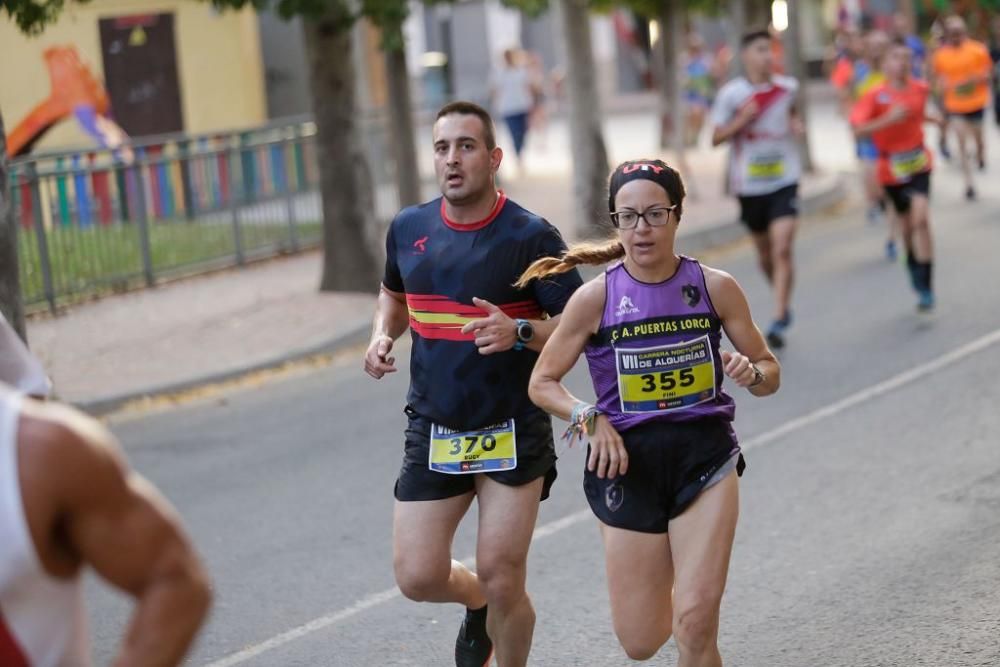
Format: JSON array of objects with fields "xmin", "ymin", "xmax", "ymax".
[{"xmin": 99, "ymin": 12, "xmax": 184, "ymax": 137}]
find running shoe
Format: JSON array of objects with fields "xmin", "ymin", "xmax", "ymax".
[
  {"xmin": 939, "ymin": 139, "xmax": 951, "ymax": 160},
  {"xmin": 965, "ymin": 186, "xmax": 977, "ymax": 201},
  {"xmin": 979, "ymin": 157, "xmax": 986, "ymax": 171},
  {"xmin": 885, "ymin": 239, "xmax": 897, "ymax": 262},
  {"xmin": 917, "ymin": 290, "xmax": 935, "ymax": 313},
  {"xmin": 455, "ymin": 606, "xmax": 493, "ymax": 667},
  {"xmin": 766, "ymin": 311, "xmax": 793, "ymax": 349},
  {"xmin": 866, "ymin": 205, "xmax": 883, "ymax": 225}
]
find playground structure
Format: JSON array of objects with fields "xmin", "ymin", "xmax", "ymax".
[{"xmin": 7, "ymin": 46, "xmax": 130, "ymax": 159}]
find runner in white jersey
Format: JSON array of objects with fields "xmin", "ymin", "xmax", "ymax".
[
  {"xmin": 0, "ymin": 317, "xmax": 210, "ymax": 666},
  {"xmin": 711, "ymin": 29, "xmax": 804, "ymax": 349}
]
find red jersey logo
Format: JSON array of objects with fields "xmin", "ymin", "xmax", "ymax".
[{"xmin": 413, "ymin": 236, "xmax": 428, "ymax": 254}]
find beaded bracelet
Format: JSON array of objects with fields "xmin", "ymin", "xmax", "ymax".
[{"xmin": 561, "ymin": 402, "xmax": 601, "ymax": 443}]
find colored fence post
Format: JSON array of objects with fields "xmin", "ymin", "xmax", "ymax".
[
  {"xmin": 155, "ymin": 147, "xmax": 175, "ymax": 220},
  {"xmin": 293, "ymin": 127, "xmax": 307, "ymax": 192},
  {"xmin": 240, "ymin": 132, "xmax": 256, "ymax": 204},
  {"xmin": 90, "ymin": 153, "xmax": 113, "ymax": 226},
  {"xmin": 178, "ymin": 139, "xmax": 196, "ymax": 220},
  {"xmin": 146, "ymin": 146, "xmax": 163, "ymax": 220},
  {"xmin": 55, "ymin": 157, "xmax": 71, "ymax": 227},
  {"xmin": 228, "ymin": 144, "xmax": 245, "ymax": 265},
  {"xmin": 131, "ymin": 159, "xmax": 156, "ymax": 287},
  {"xmin": 217, "ymin": 137, "xmax": 230, "ymax": 206},
  {"xmin": 283, "ymin": 130, "xmax": 299, "ymax": 251},
  {"xmin": 26, "ymin": 164, "xmax": 57, "ymax": 312},
  {"xmin": 270, "ymin": 142, "xmax": 287, "ymax": 194},
  {"xmin": 114, "ymin": 157, "xmax": 130, "ymax": 223},
  {"xmin": 72, "ymin": 154, "xmax": 92, "ymax": 228}
]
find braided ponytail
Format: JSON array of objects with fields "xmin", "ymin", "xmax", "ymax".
[{"xmin": 514, "ymin": 238, "xmax": 625, "ymax": 288}]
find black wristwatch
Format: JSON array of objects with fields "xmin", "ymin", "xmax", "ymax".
[{"xmin": 514, "ymin": 319, "xmax": 534, "ymax": 351}]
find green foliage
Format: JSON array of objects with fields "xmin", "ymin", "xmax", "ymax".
[{"xmin": 1, "ymin": 0, "xmax": 89, "ymax": 35}]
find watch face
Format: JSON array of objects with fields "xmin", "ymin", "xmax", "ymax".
[{"xmin": 518, "ymin": 322, "xmax": 534, "ymax": 342}]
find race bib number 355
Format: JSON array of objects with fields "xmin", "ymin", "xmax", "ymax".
[
  {"xmin": 429, "ymin": 420, "xmax": 517, "ymax": 474},
  {"xmin": 616, "ymin": 336, "xmax": 717, "ymax": 413}
]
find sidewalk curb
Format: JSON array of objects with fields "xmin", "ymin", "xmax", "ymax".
[
  {"xmin": 77, "ymin": 174, "xmax": 844, "ymax": 416},
  {"xmin": 76, "ymin": 323, "xmax": 371, "ymax": 416}
]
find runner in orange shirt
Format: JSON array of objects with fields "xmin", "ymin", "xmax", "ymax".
[
  {"xmin": 930, "ymin": 15, "xmax": 992, "ymax": 200},
  {"xmin": 852, "ymin": 39, "xmax": 944, "ymax": 312}
]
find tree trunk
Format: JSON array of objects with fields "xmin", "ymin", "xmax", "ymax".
[
  {"xmin": 784, "ymin": 0, "xmax": 814, "ymax": 172},
  {"xmin": 727, "ymin": 0, "xmax": 746, "ymax": 78},
  {"xmin": 384, "ymin": 24, "xmax": 422, "ymax": 208},
  {"xmin": 0, "ymin": 108, "xmax": 27, "ymax": 342},
  {"xmin": 668, "ymin": 4, "xmax": 694, "ymax": 197},
  {"xmin": 653, "ymin": 7, "xmax": 675, "ymax": 149},
  {"xmin": 305, "ymin": 8, "xmax": 381, "ymax": 293},
  {"xmin": 553, "ymin": 0, "xmax": 610, "ymax": 237},
  {"xmin": 653, "ymin": 4, "xmax": 690, "ymax": 189}
]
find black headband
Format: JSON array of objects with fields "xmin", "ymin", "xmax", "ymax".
[{"xmin": 608, "ymin": 161, "xmax": 679, "ymax": 212}]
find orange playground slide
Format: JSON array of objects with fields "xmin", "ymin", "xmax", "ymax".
[{"xmin": 7, "ymin": 46, "xmax": 116, "ymax": 157}]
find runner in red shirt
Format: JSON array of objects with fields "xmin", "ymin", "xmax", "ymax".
[{"xmin": 851, "ymin": 39, "xmax": 944, "ymax": 312}]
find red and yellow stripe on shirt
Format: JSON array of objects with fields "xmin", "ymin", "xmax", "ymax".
[{"xmin": 407, "ymin": 294, "xmax": 543, "ymax": 341}]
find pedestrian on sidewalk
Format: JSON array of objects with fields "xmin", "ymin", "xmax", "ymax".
[
  {"xmin": 852, "ymin": 38, "xmax": 943, "ymax": 312},
  {"xmin": 710, "ymin": 29, "xmax": 803, "ymax": 349},
  {"xmin": 930, "ymin": 15, "xmax": 992, "ymax": 200},
  {"xmin": 363, "ymin": 100, "xmax": 582, "ymax": 667},
  {"xmin": 682, "ymin": 31, "xmax": 719, "ymax": 148},
  {"xmin": 519, "ymin": 158, "xmax": 780, "ymax": 665},
  {"xmin": 492, "ymin": 48, "xmax": 538, "ymax": 173}
]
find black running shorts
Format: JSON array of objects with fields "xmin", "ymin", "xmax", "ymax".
[
  {"xmin": 583, "ymin": 418, "xmax": 744, "ymax": 534},
  {"xmin": 395, "ymin": 406, "xmax": 558, "ymax": 502},
  {"xmin": 884, "ymin": 171, "xmax": 931, "ymax": 215},
  {"xmin": 948, "ymin": 108, "xmax": 985, "ymax": 123},
  {"xmin": 738, "ymin": 183, "xmax": 799, "ymax": 234}
]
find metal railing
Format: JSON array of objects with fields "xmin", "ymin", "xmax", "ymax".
[{"xmin": 10, "ymin": 117, "xmax": 335, "ymax": 311}]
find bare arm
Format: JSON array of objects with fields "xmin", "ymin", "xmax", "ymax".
[
  {"xmin": 852, "ymin": 104, "xmax": 908, "ymax": 137},
  {"xmin": 460, "ymin": 297, "xmax": 561, "ymax": 355},
  {"xmin": 528, "ymin": 279, "xmax": 629, "ymax": 479},
  {"xmin": 364, "ymin": 285, "xmax": 409, "ymax": 379},
  {"xmin": 527, "ymin": 280, "xmax": 604, "ymax": 419},
  {"xmin": 705, "ymin": 268, "xmax": 780, "ymax": 397},
  {"xmin": 712, "ymin": 98, "xmax": 760, "ymax": 146},
  {"xmin": 54, "ymin": 413, "xmax": 211, "ymax": 666}
]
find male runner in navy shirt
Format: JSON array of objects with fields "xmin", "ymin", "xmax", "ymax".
[{"xmin": 364, "ymin": 101, "xmax": 581, "ymax": 667}]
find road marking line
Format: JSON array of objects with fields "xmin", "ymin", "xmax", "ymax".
[
  {"xmin": 740, "ymin": 325, "xmax": 1000, "ymax": 451},
  {"xmin": 205, "ymin": 325, "xmax": 1000, "ymax": 665}
]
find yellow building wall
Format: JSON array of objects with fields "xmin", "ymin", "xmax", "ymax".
[{"xmin": 0, "ymin": 0, "xmax": 266, "ymax": 151}]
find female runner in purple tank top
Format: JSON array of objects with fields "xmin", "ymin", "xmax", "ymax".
[{"xmin": 516, "ymin": 159, "xmax": 780, "ymax": 665}]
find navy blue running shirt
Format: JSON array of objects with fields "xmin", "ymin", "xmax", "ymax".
[{"xmin": 383, "ymin": 193, "xmax": 583, "ymax": 430}]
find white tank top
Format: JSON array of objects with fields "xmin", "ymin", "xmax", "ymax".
[{"xmin": 0, "ymin": 387, "xmax": 90, "ymax": 666}]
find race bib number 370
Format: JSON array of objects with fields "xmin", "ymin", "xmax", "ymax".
[
  {"xmin": 616, "ymin": 336, "xmax": 717, "ymax": 413},
  {"xmin": 429, "ymin": 420, "xmax": 517, "ymax": 474}
]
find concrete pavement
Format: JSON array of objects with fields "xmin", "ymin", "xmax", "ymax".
[{"xmin": 26, "ymin": 84, "xmax": 852, "ymax": 412}]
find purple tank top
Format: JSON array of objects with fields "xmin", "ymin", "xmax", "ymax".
[{"xmin": 584, "ymin": 257, "xmax": 736, "ymax": 432}]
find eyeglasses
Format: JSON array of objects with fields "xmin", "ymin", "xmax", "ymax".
[{"xmin": 610, "ymin": 206, "xmax": 677, "ymax": 229}]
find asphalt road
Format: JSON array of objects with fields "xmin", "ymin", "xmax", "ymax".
[{"xmin": 86, "ymin": 167, "xmax": 1000, "ymax": 666}]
